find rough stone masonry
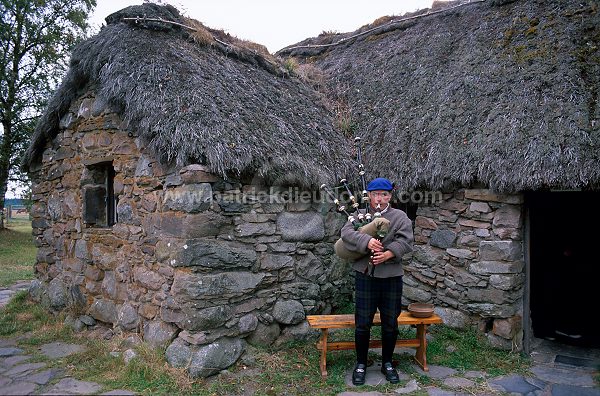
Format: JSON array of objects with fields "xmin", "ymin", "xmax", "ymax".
[{"xmin": 27, "ymin": 92, "xmax": 352, "ymax": 377}]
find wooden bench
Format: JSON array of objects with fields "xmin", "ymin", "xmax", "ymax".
[{"xmin": 307, "ymin": 311, "xmax": 443, "ymax": 378}]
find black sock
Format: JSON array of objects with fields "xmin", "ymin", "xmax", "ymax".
[
  {"xmin": 381, "ymin": 330, "xmax": 398, "ymax": 364},
  {"xmin": 355, "ymin": 328, "xmax": 370, "ymax": 365}
]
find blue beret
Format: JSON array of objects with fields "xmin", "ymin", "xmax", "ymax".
[{"xmin": 366, "ymin": 178, "xmax": 393, "ymax": 191}]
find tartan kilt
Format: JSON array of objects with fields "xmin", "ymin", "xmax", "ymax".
[{"xmin": 354, "ymin": 270, "xmax": 403, "ymax": 334}]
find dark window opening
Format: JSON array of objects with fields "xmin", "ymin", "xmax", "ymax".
[
  {"xmin": 392, "ymin": 200, "xmax": 418, "ymax": 223},
  {"xmin": 82, "ymin": 162, "xmax": 117, "ymax": 227}
]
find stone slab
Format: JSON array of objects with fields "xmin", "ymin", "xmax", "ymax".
[
  {"xmin": 394, "ymin": 378, "xmax": 420, "ymax": 394},
  {"xmin": 554, "ymin": 354, "xmax": 599, "ymax": 369},
  {"xmin": 413, "ymin": 364, "xmax": 457, "ymax": 379},
  {"xmin": 443, "ymin": 377, "xmax": 475, "ymax": 388},
  {"xmin": 425, "ymin": 388, "xmax": 461, "ymax": 396},
  {"xmin": 22, "ymin": 368, "xmax": 62, "ymax": 385},
  {"xmin": 3, "ymin": 362, "xmax": 46, "ymax": 377},
  {"xmin": 463, "ymin": 370, "xmax": 487, "ymax": 378},
  {"xmin": 0, "ymin": 375, "xmax": 12, "ymax": 387},
  {"xmin": 1, "ymin": 355, "xmax": 30, "ymax": 368},
  {"xmin": 40, "ymin": 342, "xmax": 86, "ymax": 359},
  {"xmin": 45, "ymin": 377, "xmax": 102, "ymax": 394},
  {"xmin": 550, "ymin": 383, "xmax": 600, "ymax": 396},
  {"xmin": 530, "ymin": 365, "xmax": 597, "ymax": 387},
  {"xmin": 0, "ymin": 347, "xmax": 24, "ymax": 357},
  {"xmin": 0, "ymin": 380, "xmax": 37, "ymax": 395},
  {"xmin": 488, "ymin": 374, "xmax": 544, "ymax": 394}
]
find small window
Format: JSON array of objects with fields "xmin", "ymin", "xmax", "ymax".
[{"xmin": 82, "ymin": 162, "xmax": 117, "ymax": 227}]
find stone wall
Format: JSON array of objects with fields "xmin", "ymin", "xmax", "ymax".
[
  {"xmin": 27, "ymin": 92, "xmax": 352, "ymax": 377},
  {"xmin": 406, "ymin": 189, "xmax": 525, "ymax": 350}
]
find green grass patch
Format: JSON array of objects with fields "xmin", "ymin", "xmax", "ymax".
[
  {"xmin": 18, "ymin": 322, "xmax": 76, "ymax": 347},
  {"xmin": 0, "ymin": 218, "xmax": 36, "ymax": 286},
  {"xmin": 0, "ymin": 291, "xmax": 53, "ymax": 336},
  {"xmin": 427, "ymin": 325, "xmax": 530, "ymax": 376},
  {"xmin": 201, "ymin": 344, "xmax": 357, "ymax": 396},
  {"xmin": 65, "ymin": 342, "xmax": 187, "ymax": 394}
]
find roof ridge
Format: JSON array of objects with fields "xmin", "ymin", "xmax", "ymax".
[{"xmin": 278, "ymin": 0, "xmax": 485, "ymax": 56}]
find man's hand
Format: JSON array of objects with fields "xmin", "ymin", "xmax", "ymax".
[
  {"xmin": 371, "ymin": 250, "xmax": 395, "ymax": 265},
  {"xmin": 367, "ymin": 238, "xmax": 384, "ymax": 252}
]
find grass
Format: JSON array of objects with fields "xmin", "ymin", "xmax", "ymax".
[
  {"xmin": 427, "ymin": 325, "xmax": 530, "ymax": 377},
  {"xmin": 0, "ymin": 217, "xmax": 36, "ymax": 286},
  {"xmin": 0, "ymin": 290, "xmax": 536, "ymax": 395},
  {"xmin": 0, "ymin": 291, "xmax": 53, "ymax": 336}
]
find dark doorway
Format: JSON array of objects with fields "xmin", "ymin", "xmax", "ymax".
[{"xmin": 528, "ymin": 191, "xmax": 600, "ymax": 348}]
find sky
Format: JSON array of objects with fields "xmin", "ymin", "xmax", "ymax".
[{"xmin": 89, "ymin": 0, "xmax": 435, "ymax": 53}]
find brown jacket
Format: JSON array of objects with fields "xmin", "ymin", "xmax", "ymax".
[{"xmin": 340, "ymin": 206, "xmax": 413, "ymax": 278}]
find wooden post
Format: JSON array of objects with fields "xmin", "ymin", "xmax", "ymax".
[
  {"xmin": 414, "ymin": 324, "xmax": 428, "ymax": 371},
  {"xmin": 319, "ymin": 328, "xmax": 329, "ymax": 378}
]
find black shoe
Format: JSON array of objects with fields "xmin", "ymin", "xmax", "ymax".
[
  {"xmin": 381, "ymin": 362, "xmax": 400, "ymax": 383},
  {"xmin": 352, "ymin": 363, "xmax": 367, "ymax": 385}
]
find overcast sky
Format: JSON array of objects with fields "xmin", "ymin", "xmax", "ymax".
[{"xmin": 90, "ymin": 0, "xmax": 435, "ymax": 53}]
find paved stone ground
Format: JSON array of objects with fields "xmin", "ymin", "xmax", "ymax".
[
  {"xmin": 339, "ymin": 341, "xmax": 600, "ymax": 396},
  {"xmin": 1, "ymin": 282, "xmax": 135, "ymax": 395},
  {"xmin": 0, "ymin": 338, "xmax": 135, "ymax": 395}
]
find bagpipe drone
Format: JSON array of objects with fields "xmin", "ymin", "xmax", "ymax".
[{"xmin": 320, "ymin": 137, "xmax": 391, "ymax": 266}]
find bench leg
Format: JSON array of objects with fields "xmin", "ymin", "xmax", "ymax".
[
  {"xmin": 319, "ymin": 329, "xmax": 329, "ymax": 378},
  {"xmin": 414, "ymin": 324, "xmax": 429, "ymax": 372}
]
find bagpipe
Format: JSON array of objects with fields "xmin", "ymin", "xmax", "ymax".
[{"xmin": 320, "ymin": 137, "xmax": 390, "ymax": 263}]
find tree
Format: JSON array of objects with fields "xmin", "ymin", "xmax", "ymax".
[{"xmin": 0, "ymin": 0, "xmax": 96, "ymax": 229}]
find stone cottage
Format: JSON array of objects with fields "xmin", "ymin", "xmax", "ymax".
[
  {"xmin": 22, "ymin": 4, "xmax": 355, "ymax": 377},
  {"xmin": 279, "ymin": 0, "xmax": 600, "ymax": 352}
]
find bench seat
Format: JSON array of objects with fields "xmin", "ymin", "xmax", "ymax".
[{"xmin": 307, "ymin": 311, "xmax": 442, "ymax": 378}]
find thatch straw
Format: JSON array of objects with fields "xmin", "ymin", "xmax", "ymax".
[
  {"xmin": 24, "ymin": 3, "xmax": 352, "ymax": 188},
  {"xmin": 279, "ymin": 0, "xmax": 600, "ymax": 192}
]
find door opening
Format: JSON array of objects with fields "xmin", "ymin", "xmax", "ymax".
[{"xmin": 528, "ymin": 191, "xmax": 599, "ymax": 348}]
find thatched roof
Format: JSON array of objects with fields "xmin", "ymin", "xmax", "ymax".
[
  {"xmin": 279, "ymin": 0, "xmax": 600, "ymax": 192},
  {"xmin": 24, "ymin": 4, "xmax": 351, "ymax": 188}
]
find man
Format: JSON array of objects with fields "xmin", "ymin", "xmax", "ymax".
[{"xmin": 340, "ymin": 177, "xmax": 414, "ymax": 385}]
